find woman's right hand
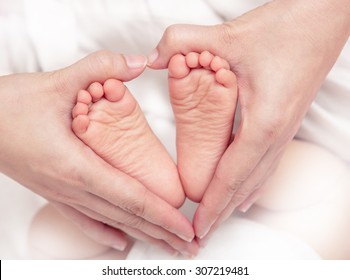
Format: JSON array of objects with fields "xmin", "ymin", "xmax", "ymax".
[{"xmin": 0, "ymin": 51, "xmax": 197, "ymax": 257}]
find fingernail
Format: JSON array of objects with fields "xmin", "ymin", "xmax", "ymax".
[
  {"xmin": 147, "ymin": 49, "xmax": 159, "ymax": 66},
  {"xmin": 181, "ymin": 250, "xmax": 196, "ymax": 259},
  {"xmin": 123, "ymin": 54, "xmax": 147, "ymax": 69},
  {"xmin": 239, "ymin": 202, "xmax": 254, "ymax": 213},
  {"xmin": 178, "ymin": 234, "xmax": 194, "ymax": 243},
  {"xmin": 197, "ymin": 228, "xmax": 210, "ymax": 240},
  {"xmin": 112, "ymin": 242, "xmax": 127, "ymax": 251},
  {"xmin": 198, "ymin": 237, "xmax": 209, "ymax": 248}
]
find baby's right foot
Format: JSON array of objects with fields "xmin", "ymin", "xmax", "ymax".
[
  {"xmin": 169, "ymin": 51, "xmax": 237, "ymax": 202},
  {"xmin": 72, "ymin": 79, "xmax": 184, "ymax": 207}
]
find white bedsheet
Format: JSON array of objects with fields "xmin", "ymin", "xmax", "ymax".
[
  {"xmin": 0, "ymin": 0, "xmax": 349, "ymax": 259},
  {"xmin": 128, "ymin": 200, "xmax": 320, "ymax": 260}
]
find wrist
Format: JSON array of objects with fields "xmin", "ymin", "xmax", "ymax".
[
  {"xmin": 277, "ymin": 0, "xmax": 350, "ymax": 36},
  {"xmin": 226, "ymin": 0, "xmax": 350, "ymax": 53}
]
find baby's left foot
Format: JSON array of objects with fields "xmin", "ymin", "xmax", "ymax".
[
  {"xmin": 169, "ymin": 51, "xmax": 237, "ymax": 202},
  {"xmin": 72, "ymin": 79, "xmax": 185, "ymax": 207}
]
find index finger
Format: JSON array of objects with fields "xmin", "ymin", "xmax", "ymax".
[
  {"xmin": 84, "ymin": 156, "xmax": 195, "ymax": 242},
  {"xmin": 147, "ymin": 24, "xmax": 231, "ymax": 69},
  {"xmin": 193, "ymin": 121, "xmax": 270, "ymax": 239}
]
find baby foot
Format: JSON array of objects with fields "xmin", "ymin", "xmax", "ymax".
[
  {"xmin": 168, "ymin": 51, "xmax": 237, "ymax": 202},
  {"xmin": 72, "ymin": 79, "xmax": 184, "ymax": 207}
]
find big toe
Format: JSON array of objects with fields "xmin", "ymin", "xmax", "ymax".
[
  {"xmin": 168, "ymin": 54, "xmax": 190, "ymax": 79},
  {"xmin": 103, "ymin": 79, "xmax": 127, "ymax": 102}
]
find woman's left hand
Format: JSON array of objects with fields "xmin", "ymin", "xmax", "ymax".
[{"xmin": 148, "ymin": 0, "xmax": 350, "ymax": 241}]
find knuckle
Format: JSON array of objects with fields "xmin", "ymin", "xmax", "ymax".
[
  {"xmin": 123, "ymin": 197, "xmax": 146, "ymax": 218},
  {"xmin": 248, "ymin": 113, "xmax": 283, "ymax": 144},
  {"xmin": 50, "ymin": 189, "xmax": 80, "ymax": 206},
  {"xmin": 162, "ymin": 24, "xmax": 182, "ymax": 46},
  {"xmin": 107, "ymin": 220, "xmax": 124, "ymax": 231},
  {"xmin": 49, "ymin": 70, "xmax": 67, "ymax": 94},
  {"xmin": 46, "ymin": 190, "xmax": 63, "ymax": 203},
  {"xmin": 255, "ymin": 113, "xmax": 297, "ymax": 149},
  {"xmin": 89, "ymin": 50, "xmax": 116, "ymax": 76},
  {"xmin": 216, "ymin": 22, "xmax": 239, "ymax": 51},
  {"xmin": 260, "ymin": 121, "xmax": 279, "ymax": 141},
  {"xmin": 229, "ymin": 193, "xmax": 248, "ymax": 208},
  {"xmin": 213, "ymin": 168, "xmax": 246, "ymax": 197},
  {"xmin": 232, "ymin": 190, "xmax": 250, "ymax": 203},
  {"xmin": 212, "ymin": 168, "xmax": 248, "ymax": 201},
  {"xmin": 231, "ymin": 183, "xmax": 261, "ymax": 207},
  {"xmin": 162, "ymin": 235, "xmax": 178, "ymax": 247},
  {"xmin": 226, "ymin": 178, "xmax": 246, "ymax": 197},
  {"xmin": 124, "ymin": 215, "xmax": 145, "ymax": 229}
]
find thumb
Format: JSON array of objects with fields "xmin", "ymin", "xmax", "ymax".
[
  {"xmin": 56, "ymin": 51, "xmax": 147, "ymax": 93},
  {"xmin": 148, "ymin": 24, "xmax": 229, "ymax": 69}
]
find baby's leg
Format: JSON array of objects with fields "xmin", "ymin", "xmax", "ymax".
[
  {"xmin": 28, "ymin": 204, "xmax": 132, "ymax": 259},
  {"xmin": 245, "ymin": 140, "xmax": 350, "ymax": 259},
  {"xmin": 72, "ymin": 79, "xmax": 184, "ymax": 207},
  {"xmin": 168, "ymin": 51, "xmax": 237, "ymax": 202}
]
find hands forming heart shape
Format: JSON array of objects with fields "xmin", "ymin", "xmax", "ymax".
[
  {"xmin": 2, "ymin": 0, "xmax": 347, "ymax": 259},
  {"xmin": 72, "ymin": 50, "xmax": 237, "ymax": 206},
  {"xmin": 71, "ymin": 51, "xmax": 237, "ymax": 256}
]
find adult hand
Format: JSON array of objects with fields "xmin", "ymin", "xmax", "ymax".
[
  {"xmin": 148, "ymin": 0, "xmax": 350, "ymax": 240},
  {"xmin": 0, "ymin": 51, "xmax": 197, "ymax": 256}
]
